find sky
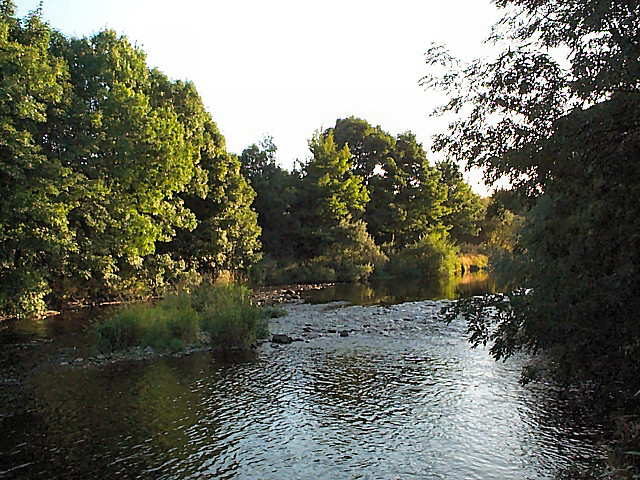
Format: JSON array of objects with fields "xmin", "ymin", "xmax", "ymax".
[{"xmin": 14, "ymin": 0, "xmax": 503, "ymax": 194}]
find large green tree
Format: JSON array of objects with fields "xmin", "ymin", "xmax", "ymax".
[
  {"xmin": 239, "ymin": 137, "xmax": 298, "ymax": 261},
  {"xmin": 305, "ymin": 131, "xmax": 369, "ymax": 224},
  {"xmin": 47, "ymin": 30, "xmax": 198, "ymax": 300},
  {"xmin": 0, "ymin": 2, "xmax": 262, "ymax": 315},
  {"xmin": 327, "ymin": 117, "xmax": 449, "ymax": 247},
  {"xmin": 436, "ymin": 160, "xmax": 484, "ymax": 244},
  {"xmin": 150, "ymin": 71, "xmax": 261, "ymax": 279},
  {"xmin": 289, "ymin": 131, "xmax": 385, "ymax": 281},
  {"xmin": 433, "ymin": 0, "xmax": 640, "ymax": 400},
  {"xmin": 0, "ymin": 3, "xmax": 72, "ymax": 316}
]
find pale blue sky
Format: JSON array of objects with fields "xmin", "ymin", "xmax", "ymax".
[{"xmin": 14, "ymin": 0, "xmax": 502, "ymax": 194}]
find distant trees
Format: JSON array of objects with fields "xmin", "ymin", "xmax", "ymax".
[
  {"xmin": 436, "ymin": 161, "xmax": 484, "ymax": 244},
  {"xmin": 0, "ymin": 1, "xmax": 260, "ymax": 317},
  {"xmin": 239, "ymin": 136, "xmax": 298, "ymax": 260},
  {"xmin": 240, "ymin": 117, "xmax": 485, "ymax": 284},
  {"xmin": 327, "ymin": 117, "xmax": 451, "ymax": 247}
]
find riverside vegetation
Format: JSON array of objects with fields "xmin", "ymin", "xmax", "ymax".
[
  {"xmin": 0, "ymin": 0, "xmax": 494, "ymax": 322},
  {"xmin": 2, "ymin": 0, "xmax": 638, "ymax": 476},
  {"xmin": 94, "ymin": 282, "xmax": 270, "ymax": 354},
  {"xmin": 426, "ymin": 0, "xmax": 640, "ymax": 476}
]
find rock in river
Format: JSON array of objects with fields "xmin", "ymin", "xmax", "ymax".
[{"xmin": 271, "ymin": 334, "xmax": 294, "ymax": 345}]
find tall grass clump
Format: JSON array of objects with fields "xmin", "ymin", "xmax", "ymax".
[
  {"xmin": 94, "ymin": 282, "xmax": 268, "ymax": 353},
  {"xmin": 192, "ymin": 282, "xmax": 267, "ymax": 350},
  {"xmin": 457, "ymin": 253, "xmax": 489, "ymax": 274}
]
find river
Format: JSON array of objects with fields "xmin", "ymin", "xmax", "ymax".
[{"xmin": 0, "ymin": 275, "xmax": 605, "ymax": 479}]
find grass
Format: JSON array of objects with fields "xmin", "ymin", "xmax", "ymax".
[
  {"xmin": 94, "ymin": 282, "xmax": 270, "ymax": 353},
  {"xmin": 457, "ymin": 253, "xmax": 489, "ymax": 273}
]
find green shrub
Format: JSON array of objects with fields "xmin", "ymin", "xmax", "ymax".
[
  {"xmin": 194, "ymin": 283, "xmax": 265, "ymax": 349},
  {"xmin": 457, "ymin": 253, "xmax": 489, "ymax": 274},
  {"xmin": 94, "ymin": 281, "xmax": 265, "ymax": 353},
  {"xmin": 381, "ymin": 232, "xmax": 459, "ymax": 279},
  {"xmin": 94, "ymin": 305, "xmax": 146, "ymax": 351}
]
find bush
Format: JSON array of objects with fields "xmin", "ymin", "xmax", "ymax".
[
  {"xmin": 259, "ymin": 219, "xmax": 387, "ymax": 285},
  {"xmin": 94, "ymin": 306, "xmax": 145, "ymax": 351},
  {"xmin": 381, "ymin": 232, "xmax": 459, "ymax": 279},
  {"xmin": 457, "ymin": 253, "xmax": 489, "ymax": 274},
  {"xmin": 94, "ymin": 282, "xmax": 267, "ymax": 353},
  {"xmin": 193, "ymin": 282, "xmax": 267, "ymax": 350}
]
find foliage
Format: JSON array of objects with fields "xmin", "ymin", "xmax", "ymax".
[
  {"xmin": 436, "ymin": 160, "xmax": 484, "ymax": 244},
  {"xmin": 239, "ymin": 137, "xmax": 299, "ymax": 261},
  {"xmin": 47, "ymin": 30, "xmax": 199, "ymax": 301},
  {"xmin": 305, "ymin": 131, "xmax": 369, "ymax": 223},
  {"xmin": 284, "ymin": 130, "xmax": 370, "ymax": 261},
  {"xmin": 328, "ymin": 117, "xmax": 450, "ymax": 248},
  {"xmin": 457, "ymin": 253, "xmax": 489, "ymax": 274},
  {"xmin": 0, "ymin": 3, "xmax": 71, "ymax": 316},
  {"xmin": 94, "ymin": 282, "xmax": 267, "ymax": 352},
  {"xmin": 147, "ymin": 69, "xmax": 261, "ymax": 279},
  {"xmin": 431, "ymin": 0, "xmax": 640, "ymax": 399},
  {"xmin": 0, "ymin": 2, "xmax": 262, "ymax": 316},
  {"xmin": 193, "ymin": 282, "xmax": 267, "ymax": 350},
  {"xmin": 381, "ymin": 232, "xmax": 459, "ymax": 279},
  {"xmin": 259, "ymin": 219, "xmax": 387, "ymax": 285},
  {"xmin": 422, "ymin": 0, "xmax": 640, "ymax": 193},
  {"xmin": 94, "ymin": 294, "xmax": 199, "ymax": 352},
  {"xmin": 240, "ymin": 117, "xmax": 479, "ymax": 285},
  {"xmin": 479, "ymin": 191, "xmax": 525, "ymax": 252}
]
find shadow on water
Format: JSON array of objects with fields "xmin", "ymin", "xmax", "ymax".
[{"xmin": 304, "ymin": 272, "xmax": 496, "ymax": 306}]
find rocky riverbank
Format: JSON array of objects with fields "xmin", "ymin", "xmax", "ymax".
[
  {"xmin": 264, "ymin": 299, "xmax": 453, "ymax": 348},
  {"xmin": 253, "ymin": 283, "xmax": 335, "ymax": 305},
  {"xmin": 0, "ymin": 294, "xmax": 457, "ymax": 384}
]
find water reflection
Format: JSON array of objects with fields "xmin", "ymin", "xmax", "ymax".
[
  {"xmin": 305, "ymin": 272, "xmax": 496, "ymax": 305},
  {"xmin": 0, "ymin": 279, "xmax": 604, "ymax": 479}
]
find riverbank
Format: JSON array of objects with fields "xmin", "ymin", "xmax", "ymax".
[{"xmin": 0, "ymin": 274, "xmax": 495, "ymax": 376}]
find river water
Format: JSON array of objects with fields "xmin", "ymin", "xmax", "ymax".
[{"xmin": 0, "ymin": 275, "xmax": 605, "ymax": 479}]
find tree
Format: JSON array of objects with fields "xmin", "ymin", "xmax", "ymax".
[
  {"xmin": 477, "ymin": 190, "xmax": 523, "ymax": 252},
  {"xmin": 239, "ymin": 137, "xmax": 299, "ymax": 261},
  {"xmin": 0, "ymin": 2, "xmax": 72, "ymax": 316},
  {"xmin": 433, "ymin": 0, "xmax": 640, "ymax": 398},
  {"xmin": 387, "ymin": 132, "xmax": 447, "ymax": 247},
  {"xmin": 45, "ymin": 30, "xmax": 199, "ymax": 300},
  {"xmin": 281, "ymin": 130, "xmax": 385, "ymax": 281},
  {"xmin": 305, "ymin": 131, "xmax": 369, "ymax": 224},
  {"xmin": 330, "ymin": 116, "xmax": 395, "ymax": 186},
  {"xmin": 422, "ymin": 0, "xmax": 640, "ymax": 195},
  {"xmin": 436, "ymin": 160, "xmax": 484, "ymax": 244},
  {"xmin": 328, "ymin": 117, "xmax": 450, "ymax": 248},
  {"xmin": 149, "ymin": 71, "xmax": 261, "ymax": 279},
  {"xmin": 0, "ymin": 2, "xmax": 262, "ymax": 314}
]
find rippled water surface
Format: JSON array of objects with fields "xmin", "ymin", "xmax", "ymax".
[{"xmin": 0, "ymin": 279, "xmax": 604, "ymax": 479}]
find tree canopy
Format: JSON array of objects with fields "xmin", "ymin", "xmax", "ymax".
[
  {"xmin": 433, "ymin": 0, "xmax": 640, "ymax": 398},
  {"xmin": 0, "ymin": 1, "xmax": 260, "ymax": 317}
]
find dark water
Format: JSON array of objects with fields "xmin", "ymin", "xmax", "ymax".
[{"xmin": 0, "ymin": 277, "xmax": 604, "ymax": 479}]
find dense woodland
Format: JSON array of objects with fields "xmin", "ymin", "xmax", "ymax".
[
  {"xmin": 0, "ymin": 0, "xmax": 503, "ymax": 320},
  {"xmin": 239, "ymin": 120, "xmax": 493, "ymax": 286},
  {"xmin": 2, "ymin": 0, "xmax": 640, "ymax": 474}
]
